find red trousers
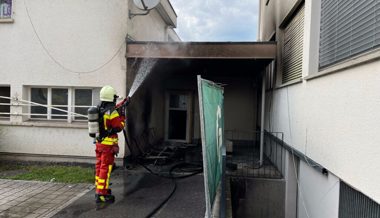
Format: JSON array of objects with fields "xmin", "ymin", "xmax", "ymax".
[{"xmin": 95, "ymin": 143, "xmax": 115, "ymax": 195}]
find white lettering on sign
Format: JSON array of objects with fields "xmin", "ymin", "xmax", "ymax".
[{"xmin": 216, "ymin": 105, "xmax": 222, "ymax": 164}]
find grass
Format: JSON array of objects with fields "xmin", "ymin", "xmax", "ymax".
[{"xmin": 0, "ymin": 163, "xmax": 94, "ymax": 184}]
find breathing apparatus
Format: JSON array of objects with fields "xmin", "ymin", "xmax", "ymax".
[{"xmin": 87, "ymin": 95, "xmax": 131, "ymax": 141}]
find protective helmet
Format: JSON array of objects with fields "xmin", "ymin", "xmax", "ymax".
[{"xmin": 100, "ymin": 85, "xmax": 117, "ymax": 102}]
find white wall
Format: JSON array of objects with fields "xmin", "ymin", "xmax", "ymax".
[
  {"xmin": 127, "ymin": 0, "xmax": 179, "ymax": 41},
  {"xmin": 0, "ymin": 0, "xmax": 176, "ymax": 159},
  {"xmin": 284, "ymin": 152, "xmax": 298, "ymax": 218},
  {"xmin": 260, "ymin": 0, "xmax": 380, "ymax": 205},
  {"xmin": 0, "ymin": 0, "xmax": 129, "ymax": 158},
  {"xmin": 298, "ymin": 161, "xmax": 340, "ymax": 218}
]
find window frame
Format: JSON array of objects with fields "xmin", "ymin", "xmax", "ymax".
[
  {"xmin": 28, "ymin": 87, "xmax": 96, "ymax": 123},
  {"xmin": 0, "ymin": 86, "xmax": 11, "ymax": 120},
  {"xmin": 318, "ymin": 0, "xmax": 380, "ymax": 70},
  {"xmin": 0, "ymin": 0, "xmax": 13, "ymax": 22},
  {"xmin": 73, "ymin": 88, "xmax": 94, "ymax": 121},
  {"xmin": 280, "ymin": 2, "xmax": 305, "ymax": 85}
]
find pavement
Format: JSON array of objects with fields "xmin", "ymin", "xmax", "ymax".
[
  {"xmin": 0, "ymin": 168, "xmax": 205, "ymax": 218},
  {"xmin": 0, "ymin": 179, "xmax": 92, "ymax": 218}
]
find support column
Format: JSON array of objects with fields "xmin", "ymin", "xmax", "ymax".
[{"xmin": 259, "ymin": 72, "xmax": 266, "ymax": 166}]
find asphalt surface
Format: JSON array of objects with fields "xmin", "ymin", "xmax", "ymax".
[{"xmin": 53, "ymin": 168, "xmax": 205, "ymax": 218}]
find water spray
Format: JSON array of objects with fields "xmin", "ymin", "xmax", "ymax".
[{"xmin": 128, "ymin": 58, "xmax": 157, "ymax": 97}]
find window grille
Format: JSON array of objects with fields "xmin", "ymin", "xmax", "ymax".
[
  {"xmin": 339, "ymin": 181, "xmax": 380, "ymax": 218},
  {"xmin": 319, "ymin": 1, "xmax": 380, "ymax": 69}
]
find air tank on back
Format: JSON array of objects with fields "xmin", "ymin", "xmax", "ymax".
[{"xmin": 87, "ymin": 106, "xmax": 99, "ymax": 138}]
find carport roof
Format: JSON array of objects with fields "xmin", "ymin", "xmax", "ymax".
[{"xmin": 126, "ymin": 41, "xmax": 276, "ymax": 59}]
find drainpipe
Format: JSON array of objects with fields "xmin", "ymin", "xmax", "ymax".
[{"xmin": 260, "ymin": 71, "xmax": 266, "ymax": 166}]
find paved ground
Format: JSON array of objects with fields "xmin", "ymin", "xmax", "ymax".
[
  {"xmin": 54, "ymin": 168, "xmax": 205, "ymax": 218},
  {"xmin": 0, "ymin": 168, "xmax": 205, "ymax": 218},
  {"xmin": 0, "ymin": 179, "xmax": 92, "ymax": 218}
]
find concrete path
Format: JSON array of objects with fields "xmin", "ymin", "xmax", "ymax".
[{"xmin": 0, "ymin": 179, "xmax": 93, "ymax": 218}]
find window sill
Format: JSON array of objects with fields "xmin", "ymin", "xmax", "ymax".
[
  {"xmin": 305, "ymin": 48, "xmax": 380, "ymax": 81},
  {"xmin": 275, "ymin": 78, "xmax": 302, "ymax": 90},
  {"xmin": 0, "ymin": 120, "xmax": 87, "ymax": 129},
  {"xmin": 0, "ymin": 18, "xmax": 14, "ymax": 23}
]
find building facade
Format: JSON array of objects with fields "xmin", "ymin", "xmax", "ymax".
[
  {"xmin": 259, "ymin": 0, "xmax": 380, "ymax": 217},
  {"xmin": 0, "ymin": 0, "xmax": 179, "ymax": 164}
]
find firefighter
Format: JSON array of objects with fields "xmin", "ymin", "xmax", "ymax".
[{"xmin": 95, "ymin": 85, "xmax": 128, "ymax": 204}]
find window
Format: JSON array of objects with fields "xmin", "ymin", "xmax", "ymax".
[
  {"xmin": 74, "ymin": 89, "xmax": 92, "ymax": 120},
  {"xmin": 282, "ymin": 3, "xmax": 304, "ymax": 84},
  {"xmin": 31, "ymin": 88, "xmax": 48, "ymax": 119},
  {"xmin": 0, "ymin": 0, "xmax": 12, "ymax": 19},
  {"xmin": 29, "ymin": 87, "xmax": 98, "ymax": 122},
  {"xmin": 165, "ymin": 92, "xmax": 193, "ymax": 142},
  {"xmin": 319, "ymin": 1, "xmax": 380, "ymax": 69},
  {"xmin": 0, "ymin": 86, "xmax": 10, "ymax": 119}
]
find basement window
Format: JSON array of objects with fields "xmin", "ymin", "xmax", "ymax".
[
  {"xmin": 0, "ymin": 0, "xmax": 12, "ymax": 19},
  {"xmin": 30, "ymin": 87, "xmax": 99, "ymax": 122},
  {"xmin": 339, "ymin": 181, "xmax": 380, "ymax": 217},
  {"xmin": 0, "ymin": 86, "xmax": 10, "ymax": 119}
]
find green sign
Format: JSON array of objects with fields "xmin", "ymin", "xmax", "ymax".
[{"xmin": 197, "ymin": 76, "xmax": 224, "ymax": 218}]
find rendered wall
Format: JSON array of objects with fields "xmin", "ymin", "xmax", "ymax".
[
  {"xmin": 298, "ymin": 161, "xmax": 340, "ymax": 218},
  {"xmin": 0, "ymin": 0, "xmax": 175, "ymax": 159},
  {"xmin": 127, "ymin": 0, "xmax": 178, "ymax": 42},
  {"xmin": 260, "ymin": 0, "xmax": 380, "ymax": 204}
]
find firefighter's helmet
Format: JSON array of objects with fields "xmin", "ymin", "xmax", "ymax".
[{"xmin": 100, "ymin": 85, "xmax": 117, "ymax": 102}]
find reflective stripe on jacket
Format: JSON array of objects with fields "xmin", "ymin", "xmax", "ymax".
[{"xmin": 99, "ymin": 110, "xmax": 125, "ymax": 145}]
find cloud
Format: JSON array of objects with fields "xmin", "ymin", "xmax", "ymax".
[{"xmin": 170, "ymin": 0, "xmax": 259, "ymax": 41}]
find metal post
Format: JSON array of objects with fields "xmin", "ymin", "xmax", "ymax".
[{"xmin": 260, "ymin": 72, "xmax": 266, "ymax": 166}]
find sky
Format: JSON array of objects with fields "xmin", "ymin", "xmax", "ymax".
[{"xmin": 170, "ymin": 0, "xmax": 259, "ymax": 42}]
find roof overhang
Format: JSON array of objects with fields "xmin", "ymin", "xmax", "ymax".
[{"xmin": 126, "ymin": 41, "xmax": 276, "ymax": 59}]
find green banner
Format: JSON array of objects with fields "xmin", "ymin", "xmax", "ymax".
[{"xmin": 197, "ymin": 76, "xmax": 224, "ymax": 217}]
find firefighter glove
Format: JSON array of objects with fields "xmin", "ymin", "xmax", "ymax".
[{"xmin": 118, "ymin": 106, "xmax": 126, "ymax": 117}]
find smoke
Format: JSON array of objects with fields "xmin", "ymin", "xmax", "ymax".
[{"xmin": 128, "ymin": 58, "xmax": 157, "ymax": 97}]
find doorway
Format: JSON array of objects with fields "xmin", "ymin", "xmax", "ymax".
[{"xmin": 165, "ymin": 91, "xmax": 192, "ymax": 142}]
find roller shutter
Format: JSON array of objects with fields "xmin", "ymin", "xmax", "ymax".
[
  {"xmin": 282, "ymin": 3, "xmax": 305, "ymax": 84},
  {"xmin": 319, "ymin": 0, "xmax": 380, "ymax": 69}
]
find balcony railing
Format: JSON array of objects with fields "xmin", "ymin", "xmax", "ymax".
[{"xmin": 225, "ymin": 130, "xmax": 284, "ymax": 179}]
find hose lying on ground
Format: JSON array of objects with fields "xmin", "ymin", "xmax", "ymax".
[{"xmin": 123, "ymin": 130, "xmax": 203, "ymax": 218}]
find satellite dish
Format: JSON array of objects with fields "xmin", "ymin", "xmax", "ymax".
[{"xmin": 133, "ymin": 0, "xmax": 160, "ymax": 10}]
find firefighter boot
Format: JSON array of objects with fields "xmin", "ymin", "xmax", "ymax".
[
  {"xmin": 94, "ymin": 190, "xmax": 111, "ymax": 200},
  {"xmin": 96, "ymin": 194, "xmax": 115, "ymax": 204}
]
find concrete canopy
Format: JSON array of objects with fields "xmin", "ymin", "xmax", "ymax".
[
  {"xmin": 126, "ymin": 41, "xmax": 277, "ymax": 79},
  {"xmin": 126, "ymin": 41, "xmax": 276, "ymax": 60}
]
